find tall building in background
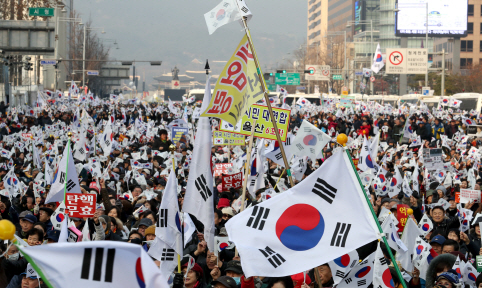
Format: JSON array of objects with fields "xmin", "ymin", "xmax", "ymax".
[
  {"xmin": 307, "ymin": 0, "xmax": 328, "ymax": 46},
  {"xmin": 328, "ymin": 0, "xmax": 353, "ymax": 40}
]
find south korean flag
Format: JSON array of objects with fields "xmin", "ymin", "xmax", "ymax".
[
  {"xmin": 337, "ymin": 251, "xmax": 375, "ymax": 288},
  {"xmin": 328, "ymin": 249, "xmax": 359, "ymax": 285},
  {"xmin": 265, "ymin": 133, "xmax": 294, "ymax": 167},
  {"xmin": 226, "ymin": 150, "xmax": 379, "ymax": 277}
]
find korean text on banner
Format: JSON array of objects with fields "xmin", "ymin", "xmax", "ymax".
[
  {"xmin": 222, "ymin": 172, "xmax": 243, "ymax": 191},
  {"xmin": 201, "ymin": 35, "xmax": 266, "ymax": 126},
  {"xmin": 214, "ymin": 163, "xmax": 234, "ymax": 177},
  {"xmin": 219, "ymin": 104, "xmax": 291, "ymax": 142},
  {"xmin": 171, "ymin": 127, "xmax": 189, "ymax": 145},
  {"xmin": 213, "ymin": 131, "xmax": 245, "ymax": 146},
  {"xmin": 65, "ymin": 193, "xmax": 96, "ymax": 218},
  {"xmin": 459, "ymin": 189, "xmax": 481, "ymax": 204},
  {"xmin": 396, "ymin": 204, "xmax": 411, "ymax": 232}
]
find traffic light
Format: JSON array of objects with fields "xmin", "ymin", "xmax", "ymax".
[
  {"xmin": 269, "ymin": 72, "xmax": 273, "ymax": 76},
  {"xmin": 276, "ymin": 69, "xmax": 286, "ymax": 74},
  {"xmin": 304, "ymin": 69, "xmax": 314, "ymax": 74}
]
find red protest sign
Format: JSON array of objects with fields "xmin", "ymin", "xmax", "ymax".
[
  {"xmin": 65, "ymin": 193, "xmax": 96, "ymax": 218},
  {"xmin": 222, "ymin": 172, "xmax": 243, "ymax": 191},
  {"xmin": 214, "ymin": 163, "xmax": 234, "ymax": 177},
  {"xmin": 396, "ymin": 204, "xmax": 410, "ymax": 232},
  {"xmin": 21, "ymin": 133, "xmax": 32, "ymax": 139}
]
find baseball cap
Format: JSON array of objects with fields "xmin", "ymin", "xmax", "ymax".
[
  {"xmin": 225, "ymin": 260, "xmax": 243, "ymax": 275},
  {"xmin": 435, "ymin": 269, "xmax": 459, "ymax": 285},
  {"xmin": 138, "ymin": 218, "xmax": 153, "ymax": 228},
  {"xmin": 22, "ymin": 214, "xmax": 37, "ymax": 223},
  {"xmin": 222, "ymin": 207, "xmax": 235, "ymax": 217},
  {"xmin": 430, "ymin": 235, "xmax": 446, "ymax": 245},
  {"xmin": 212, "ymin": 276, "xmax": 237, "ymax": 288}
]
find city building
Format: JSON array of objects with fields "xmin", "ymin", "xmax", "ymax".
[{"xmin": 307, "ymin": 0, "xmax": 328, "ymax": 46}]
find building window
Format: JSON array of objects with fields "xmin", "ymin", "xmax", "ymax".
[
  {"xmin": 480, "ymin": 41, "xmax": 482, "ymax": 52},
  {"xmin": 461, "ymin": 58, "xmax": 473, "ymax": 68},
  {"xmin": 468, "ymin": 5, "xmax": 474, "ymax": 16},
  {"xmin": 480, "ymin": 23, "xmax": 482, "ymax": 34},
  {"xmin": 468, "ymin": 22, "xmax": 474, "ymax": 34},
  {"xmin": 461, "ymin": 40, "xmax": 473, "ymax": 52}
]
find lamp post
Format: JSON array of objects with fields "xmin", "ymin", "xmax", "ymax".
[
  {"xmin": 83, "ymin": 26, "xmax": 105, "ymax": 89},
  {"xmin": 55, "ymin": 17, "xmax": 82, "ymax": 90}
]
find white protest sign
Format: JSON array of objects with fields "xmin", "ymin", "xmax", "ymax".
[{"xmin": 459, "ymin": 189, "xmax": 481, "ymax": 204}]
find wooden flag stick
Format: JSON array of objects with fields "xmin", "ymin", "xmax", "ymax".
[
  {"xmin": 240, "ymin": 120, "xmax": 256, "ymax": 213},
  {"xmin": 272, "ymin": 168, "xmax": 286, "ymax": 191},
  {"xmin": 240, "ymin": 17, "xmax": 294, "ymax": 188}
]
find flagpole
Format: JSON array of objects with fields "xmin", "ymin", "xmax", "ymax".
[
  {"xmin": 337, "ymin": 134, "xmax": 408, "ymax": 288},
  {"xmin": 63, "ymin": 133, "xmax": 72, "ymax": 203},
  {"xmin": 170, "ymin": 144, "xmax": 182, "ymax": 274},
  {"xmin": 240, "ymin": 120, "xmax": 256, "ymax": 212},
  {"xmin": 240, "ymin": 17, "xmax": 294, "ymax": 187},
  {"xmin": 273, "ymin": 168, "xmax": 285, "ymax": 191}
]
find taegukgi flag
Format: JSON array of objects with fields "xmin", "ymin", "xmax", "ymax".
[
  {"xmin": 18, "ymin": 241, "xmax": 167, "ymax": 288},
  {"xmin": 204, "ymin": 0, "xmax": 252, "ymax": 35},
  {"xmin": 371, "ymin": 43, "xmax": 384, "ymax": 74},
  {"xmin": 200, "ymin": 34, "xmax": 265, "ymax": 126},
  {"xmin": 226, "ymin": 150, "xmax": 379, "ymax": 277}
]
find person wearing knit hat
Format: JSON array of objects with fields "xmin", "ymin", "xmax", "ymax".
[
  {"xmin": 144, "ymin": 225, "xmax": 156, "ymax": 241},
  {"xmin": 217, "ymin": 198, "xmax": 230, "ymax": 209},
  {"xmin": 182, "ymin": 262, "xmax": 204, "ymax": 288},
  {"xmin": 436, "ymin": 186, "xmax": 447, "ymax": 198},
  {"xmin": 434, "ymin": 269, "xmax": 459, "ymax": 288}
]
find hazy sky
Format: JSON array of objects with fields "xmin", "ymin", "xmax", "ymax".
[{"xmin": 74, "ymin": 0, "xmax": 307, "ymax": 87}]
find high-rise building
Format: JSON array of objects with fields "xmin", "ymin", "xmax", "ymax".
[{"xmin": 307, "ymin": 0, "xmax": 328, "ymax": 46}]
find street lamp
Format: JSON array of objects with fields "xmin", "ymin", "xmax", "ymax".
[
  {"xmin": 347, "ymin": 20, "xmax": 374, "ymax": 93},
  {"xmin": 83, "ymin": 26, "xmax": 105, "ymax": 89},
  {"xmin": 55, "ymin": 17, "xmax": 82, "ymax": 90}
]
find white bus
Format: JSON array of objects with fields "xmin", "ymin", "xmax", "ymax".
[{"xmin": 451, "ymin": 93, "xmax": 482, "ymax": 112}]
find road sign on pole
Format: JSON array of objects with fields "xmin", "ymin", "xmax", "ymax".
[
  {"xmin": 333, "ymin": 75, "xmax": 343, "ymax": 80},
  {"xmin": 28, "ymin": 7, "xmax": 54, "ymax": 17},
  {"xmin": 386, "ymin": 48, "xmax": 428, "ymax": 75},
  {"xmin": 275, "ymin": 73, "xmax": 300, "ymax": 85},
  {"xmin": 305, "ymin": 65, "xmax": 330, "ymax": 81},
  {"xmin": 40, "ymin": 60, "xmax": 56, "ymax": 65},
  {"xmin": 370, "ymin": 76, "xmax": 376, "ymax": 82},
  {"xmin": 86, "ymin": 71, "xmax": 99, "ymax": 76}
]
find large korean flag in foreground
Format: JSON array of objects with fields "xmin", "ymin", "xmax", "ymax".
[
  {"xmin": 19, "ymin": 241, "xmax": 167, "ymax": 288},
  {"xmin": 226, "ymin": 150, "xmax": 379, "ymax": 277}
]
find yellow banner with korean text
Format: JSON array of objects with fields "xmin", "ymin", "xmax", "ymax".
[{"xmin": 201, "ymin": 34, "xmax": 266, "ymax": 126}]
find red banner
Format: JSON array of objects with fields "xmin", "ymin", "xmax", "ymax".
[
  {"xmin": 396, "ymin": 204, "xmax": 411, "ymax": 232},
  {"xmin": 214, "ymin": 163, "xmax": 234, "ymax": 177},
  {"xmin": 66, "ymin": 193, "xmax": 96, "ymax": 218},
  {"xmin": 222, "ymin": 172, "xmax": 243, "ymax": 191}
]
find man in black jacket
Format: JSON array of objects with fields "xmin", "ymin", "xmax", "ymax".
[{"xmin": 152, "ymin": 129, "xmax": 173, "ymax": 164}]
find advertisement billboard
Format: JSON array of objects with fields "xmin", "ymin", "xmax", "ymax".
[
  {"xmin": 354, "ymin": 1, "xmax": 366, "ymax": 35},
  {"xmin": 395, "ymin": 0, "xmax": 468, "ymax": 38}
]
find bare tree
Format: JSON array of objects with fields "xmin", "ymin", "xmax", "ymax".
[
  {"xmin": 68, "ymin": 11, "xmax": 110, "ymax": 94},
  {"xmin": 0, "ymin": 0, "xmax": 56, "ymax": 20}
]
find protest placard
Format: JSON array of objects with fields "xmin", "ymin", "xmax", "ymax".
[{"xmin": 65, "ymin": 193, "xmax": 96, "ymax": 218}]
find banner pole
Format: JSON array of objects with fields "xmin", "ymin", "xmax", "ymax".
[
  {"xmin": 338, "ymin": 135, "xmax": 408, "ymax": 288},
  {"xmin": 170, "ymin": 144, "xmax": 182, "ymax": 274},
  {"xmin": 240, "ymin": 120, "xmax": 256, "ymax": 212},
  {"xmin": 63, "ymin": 133, "xmax": 72, "ymax": 203},
  {"xmin": 273, "ymin": 168, "xmax": 285, "ymax": 191},
  {"xmin": 240, "ymin": 17, "xmax": 294, "ymax": 187}
]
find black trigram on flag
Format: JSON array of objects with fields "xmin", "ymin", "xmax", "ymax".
[
  {"xmin": 335, "ymin": 271, "xmax": 345, "ymax": 278},
  {"xmin": 240, "ymin": 6, "xmax": 249, "ymax": 13},
  {"xmin": 159, "ymin": 209, "xmax": 168, "ymax": 228},
  {"xmin": 246, "ymin": 206, "xmax": 269, "ymax": 230},
  {"xmin": 59, "ymin": 172, "xmax": 66, "ymax": 184},
  {"xmin": 345, "ymin": 278, "xmax": 353, "ymax": 284},
  {"xmin": 357, "ymin": 280, "xmax": 366, "ymax": 286},
  {"xmin": 296, "ymin": 143, "xmax": 304, "ymax": 150},
  {"xmin": 285, "ymin": 137, "xmax": 291, "ymax": 146},
  {"xmin": 310, "ymin": 148, "xmax": 315, "ymax": 154},
  {"xmin": 161, "ymin": 248, "xmax": 175, "ymax": 261},
  {"xmin": 330, "ymin": 222, "xmax": 351, "ymax": 247},
  {"xmin": 259, "ymin": 246, "xmax": 285, "ymax": 268},
  {"xmin": 275, "ymin": 152, "xmax": 283, "ymax": 160},
  {"xmin": 312, "ymin": 178, "xmax": 337, "ymax": 204},
  {"xmin": 78, "ymin": 148, "xmax": 85, "ymax": 155},
  {"xmin": 250, "ymin": 179, "xmax": 256, "ymax": 187},
  {"xmin": 81, "ymin": 248, "xmax": 116, "ymax": 282},
  {"xmin": 304, "ymin": 127, "xmax": 311, "ymax": 132},
  {"xmin": 66, "ymin": 180, "xmax": 76, "ymax": 191},
  {"xmin": 105, "ymin": 140, "xmax": 111, "ymax": 146},
  {"xmin": 195, "ymin": 175, "xmax": 212, "ymax": 201},
  {"xmin": 378, "ymin": 257, "xmax": 388, "ymax": 266}
]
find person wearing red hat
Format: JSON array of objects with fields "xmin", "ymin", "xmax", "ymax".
[{"xmin": 182, "ymin": 262, "xmax": 204, "ymax": 288}]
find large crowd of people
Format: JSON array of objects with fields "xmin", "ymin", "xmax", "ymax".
[{"xmin": 0, "ymin": 95, "xmax": 481, "ymax": 288}]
